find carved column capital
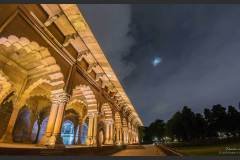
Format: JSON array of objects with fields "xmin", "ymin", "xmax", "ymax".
[
  {"xmin": 50, "ymin": 91, "xmax": 70, "ymax": 104},
  {"xmin": 105, "ymin": 119, "xmax": 114, "ymax": 125},
  {"xmin": 87, "ymin": 111, "xmax": 98, "ymax": 118},
  {"xmin": 58, "ymin": 92, "xmax": 70, "ymax": 104}
]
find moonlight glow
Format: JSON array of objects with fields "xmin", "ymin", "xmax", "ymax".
[{"xmin": 152, "ymin": 57, "xmax": 162, "ymax": 66}]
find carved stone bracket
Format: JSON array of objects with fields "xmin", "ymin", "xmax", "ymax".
[
  {"xmin": 44, "ymin": 11, "xmax": 64, "ymax": 27},
  {"xmin": 87, "ymin": 62, "xmax": 97, "ymax": 73},
  {"xmin": 63, "ymin": 32, "xmax": 78, "ymax": 47},
  {"xmin": 95, "ymin": 73, "xmax": 105, "ymax": 82},
  {"xmin": 77, "ymin": 50, "xmax": 90, "ymax": 62}
]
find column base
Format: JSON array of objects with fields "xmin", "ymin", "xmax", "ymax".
[
  {"xmin": 0, "ymin": 133, "xmax": 13, "ymax": 143},
  {"xmin": 48, "ymin": 134, "xmax": 63, "ymax": 145},
  {"xmin": 48, "ymin": 143, "xmax": 65, "ymax": 149},
  {"xmin": 115, "ymin": 141, "xmax": 123, "ymax": 146},
  {"xmin": 38, "ymin": 135, "xmax": 50, "ymax": 146},
  {"xmin": 86, "ymin": 137, "xmax": 92, "ymax": 146},
  {"xmin": 92, "ymin": 137, "xmax": 97, "ymax": 145},
  {"xmin": 47, "ymin": 135, "xmax": 65, "ymax": 149},
  {"xmin": 105, "ymin": 139, "xmax": 113, "ymax": 145},
  {"xmin": 86, "ymin": 137, "xmax": 97, "ymax": 146}
]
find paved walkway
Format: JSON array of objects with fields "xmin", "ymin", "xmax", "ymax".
[
  {"xmin": 112, "ymin": 145, "xmax": 166, "ymax": 156},
  {"xmin": 0, "ymin": 143, "xmax": 111, "ymax": 149}
]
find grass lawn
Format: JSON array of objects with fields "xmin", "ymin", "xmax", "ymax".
[{"xmin": 170, "ymin": 143, "xmax": 240, "ymax": 156}]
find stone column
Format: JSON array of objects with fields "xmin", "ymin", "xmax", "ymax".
[
  {"xmin": 131, "ymin": 125, "xmax": 134, "ymax": 144},
  {"xmin": 122, "ymin": 127, "xmax": 128, "ymax": 144},
  {"xmin": 104, "ymin": 120, "xmax": 113, "ymax": 145},
  {"xmin": 136, "ymin": 133, "xmax": 139, "ymax": 144},
  {"xmin": 77, "ymin": 119, "xmax": 83, "ymax": 144},
  {"xmin": 116, "ymin": 126, "xmax": 122, "ymax": 145},
  {"xmin": 86, "ymin": 113, "xmax": 94, "ymax": 145},
  {"xmin": 48, "ymin": 92, "xmax": 69, "ymax": 147},
  {"xmin": 116, "ymin": 127, "xmax": 119, "ymax": 143},
  {"xmin": 38, "ymin": 94, "xmax": 60, "ymax": 145},
  {"xmin": 123, "ymin": 130, "xmax": 125, "ymax": 144},
  {"xmin": 109, "ymin": 123, "xmax": 114, "ymax": 144},
  {"xmin": 0, "ymin": 106, "xmax": 20, "ymax": 142},
  {"xmin": 134, "ymin": 130, "xmax": 137, "ymax": 144},
  {"xmin": 133, "ymin": 131, "xmax": 136, "ymax": 144},
  {"xmin": 73, "ymin": 125, "xmax": 78, "ymax": 145},
  {"xmin": 129, "ymin": 130, "xmax": 132, "ymax": 144},
  {"xmin": 126, "ymin": 131, "xmax": 128, "ymax": 144},
  {"xmin": 120, "ymin": 127, "xmax": 123, "ymax": 145},
  {"xmin": 105, "ymin": 122, "xmax": 110, "ymax": 144},
  {"xmin": 92, "ymin": 114, "xmax": 98, "ymax": 145}
]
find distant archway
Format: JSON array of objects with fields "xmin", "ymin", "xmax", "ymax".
[
  {"xmin": 0, "ymin": 35, "xmax": 65, "ymax": 143},
  {"xmin": 31, "ymin": 117, "xmax": 48, "ymax": 143},
  {"xmin": 97, "ymin": 120, "xmax": 106, "ymax": 146},
  {"xmin": 98, "ymin": 129, "xmax": 104, "ymax": 146},
  {"xmin": 80, "ymin": 122, "xmax": 88, "ymax": 144},
  {"xmin": 61, "ymin": 120, "xmax": 75, "ymax": 145},
  {"xmin": 101, "ymin": 103, "xmax": 113, "ymax": 121},
  {"xmin": 0, "ymin": 92, "xmax": 14, "ymax": 138},
  {"xmin": 13, "ymin": 106, "xmax": 31, "ymax": 143}
]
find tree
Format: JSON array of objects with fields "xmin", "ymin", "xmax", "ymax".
[
  {"xmin": 204, "ymin": 108, "xmax": 216, "ymax": 137},
  {"xmin": 166, "ymin": 106, "xmax": 207, "ymax": 141},
  {"xmin": 211, "ymin": 104, "xmax": 228, "ymax": 133},
  {"xmin": 142, "ymin": 126, "xmax": 152, "ymax": 143},
  {"xmin": 227, "ymin": 106, "xmax": 240, "ymax": 136},
  {"xmin": 144, "ymin": 103, "xmax": 240, "ymax": 143},
  {"xmin": 166, "ymin": 111, "xmax": 184, "ymax": 141},
  {"xmin": 194, "ymin": 113, "xmax": 207, "ymax": 139},
  {"xmin": 138, "ymin": 126, "xmax": 145, "ymax": 143},
  {"xmin": 148, "ymin": 119, "xmax": 165, "ymax": 142},
  {"xmin": 181, "ymin": 106, "xmax": 196, "ymax": 141}
]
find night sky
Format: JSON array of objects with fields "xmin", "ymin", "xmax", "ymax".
[{"xmin": 79, "ymin": 4, "xmax": 240, "ymax": 125}]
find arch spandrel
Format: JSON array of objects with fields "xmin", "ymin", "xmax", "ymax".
[
  {"xmin": 101, "ymin": 103, "xmax": 113, "ymax": 121},
  {"xmin": 0, "ymin": 70, "xmax": 12, "ymax": 104},
  {"xmin": 68, "ymin": 85, "xmax": 97, "ymax": 119},
  {"xmin": 114, "ymin": 112, "xmax": 121, "ymax": 127},
  {"xmin": 122, "ymin": 118, "xmax": 127, "ymax": 128},
  {"xmin": 66, "ymin": 100, "xmax": 87, "ymax": 120}
]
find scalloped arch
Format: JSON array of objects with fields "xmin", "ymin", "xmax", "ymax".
[{"xmin": 0, "ymin": 35, "xmax": 65, "ymax": 107}]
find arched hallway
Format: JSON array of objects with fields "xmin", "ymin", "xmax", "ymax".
[{"xmin": 0, "ymin": 4, "xmax": 143, "ymax": 149}]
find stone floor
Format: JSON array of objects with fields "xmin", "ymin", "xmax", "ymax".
[
  {"xmin": 112, "ymin": 144, "xmax": 166, "ymax": 156},
  {"xmin": 0, "ymin": 143, "xmax": 167, "ymax": 156},
  {"xmin": 0, "ymin": 143, "xmax": 45, "ymax": 148},
  {"xmin": 0, "ymin": 143, "xmax": 110, "ymax": 149}
]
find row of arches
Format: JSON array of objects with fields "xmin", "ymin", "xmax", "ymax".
[
  {"xmin": 0, "ymin": 35, "xmax": 140, "ymax": 147},
  {"xmin": 0, "ymin": 93, "xmax": 139, "ymax": 146}
]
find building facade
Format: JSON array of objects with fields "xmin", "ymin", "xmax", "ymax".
[{"xmin": 0, "ymin": 4, "xmax": 143, "ymax": 147}]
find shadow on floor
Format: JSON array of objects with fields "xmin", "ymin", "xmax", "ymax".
[{"xmin": 0, "ymin": 144, "xmax": 127, "ymax": 156}]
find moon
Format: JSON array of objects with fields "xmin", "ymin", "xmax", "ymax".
[{"xmin": 152, "ymin": 57, "xmax": 162, "ymax": 67}]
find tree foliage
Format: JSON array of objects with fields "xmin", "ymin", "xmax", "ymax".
[{"xmin": 142, "ymin": 104, "xmax": 240, "ymax": 143}]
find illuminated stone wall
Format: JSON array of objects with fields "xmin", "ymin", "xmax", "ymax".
[{"xmin": 0, "ymin": 4, "xmax": 142, "ymax": 148}]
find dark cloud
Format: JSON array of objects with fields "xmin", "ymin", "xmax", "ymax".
[
  {"xmin": 79, "ymin": 4, "xmax": 135, "ymax": 80},
  {"xmin": 79, "ymin": 4, "xmax": 240, "ymax": 125}
]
